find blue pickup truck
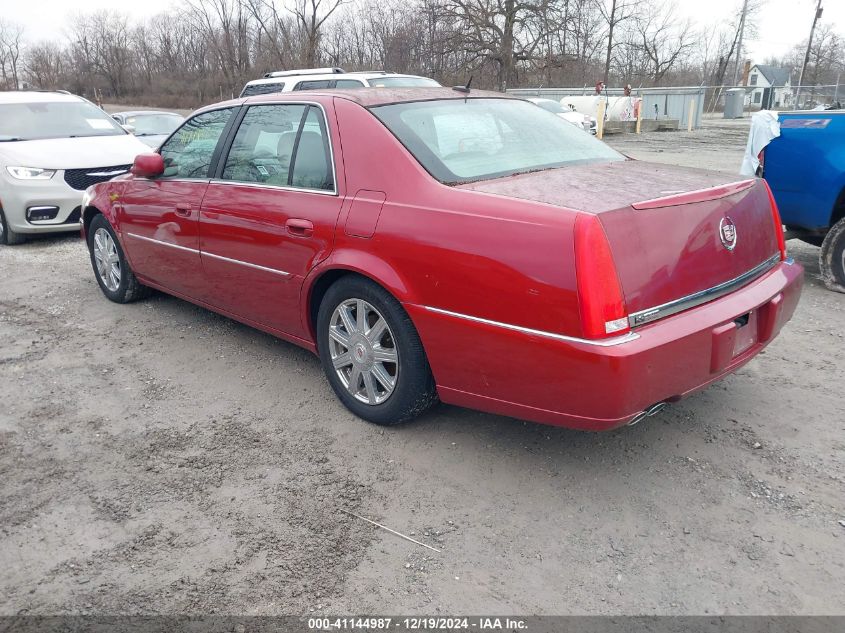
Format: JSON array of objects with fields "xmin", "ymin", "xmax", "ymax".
[{"xmin": 759, "ymin": 109, "xmax": 845, "ymax": 292}]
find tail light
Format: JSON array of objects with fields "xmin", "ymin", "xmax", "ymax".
[
  {"xmin": 574, "ymin": 213, "xmax": 630, "ymax": 338},
  {"xmin": 762, "ymin": 180, "xmax": 787, "ymax": 261}
]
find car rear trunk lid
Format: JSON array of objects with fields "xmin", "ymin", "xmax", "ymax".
[{"xmin": 597, "ymin": 178, "xmax": 781, "ymax": 320}]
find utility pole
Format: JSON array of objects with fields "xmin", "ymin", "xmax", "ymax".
[
  {"xmin": 797, "ymin": 0, "xmax": 824, "ymax": 107},
  {"xmin": 732, "ymin": 0, "xmax": 750, "ymax": 86}
]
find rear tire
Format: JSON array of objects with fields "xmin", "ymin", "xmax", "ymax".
[
  {"xmin": 819, "ymin": 217, "xmax": 845, "ymax": 293},
  {"xmin": 0, "ymin": 207, "xmax": 26, "ymax": 245},
  {"xmin": 317, "ymin": 276, "xmax": 438, "ymax": 426},
  {"xmin": 87, "ymin": 214, "xmax": 151, "ymax": 303}
]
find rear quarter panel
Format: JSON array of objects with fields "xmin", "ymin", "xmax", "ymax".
[
  {"xmin": 304, "ymin": 97, "xmax": 581, "ymax": 340},
  {"xmin": 765, "ymin": 112, "xmax": 845, "ymax": 230}
]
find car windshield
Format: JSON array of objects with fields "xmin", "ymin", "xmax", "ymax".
[
  {"xmin": 0, "ymin": 100, "xmax": 126, "ymax": 141},
  {"xmin": 371, "ymin": 97, "xmax": 623, "ymax": 184},
  {"xmin": 533, "ymin": 99, "xmax": 566, "ymax": 114},
  {"xmin": 367, "ymin": 76, "xmax": 441, "ymax": 88},
  {"xmin": 122, "ymin": 113, "xmax": 184, "ymax": 136}
]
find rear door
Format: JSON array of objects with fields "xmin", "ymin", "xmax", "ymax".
[
  {"xmin": 120, "ymin": 107, "xmax": 236, "ymax": 297},
  {"xmin": 199, "ymin": 102, "xmax": 343, "ymax": 338}
]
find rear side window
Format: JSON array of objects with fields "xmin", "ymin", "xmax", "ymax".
[
  {"xmin": 240, "ymin": 82, "xmax": 285, "ymax": 97},
  {"xmin": 159, "ymin": 108, "xmax": 235, "ymax": 179},
  {"xmin": 334, "ymin": 79, "xmax": 365, "ymax": 89},
  {"xmin": 294, "ymin": 80, "xmax": 332, "ymax": 91},
  {"xmin": 220, "ymin": 104, "xmax": 334, "ymax": 191},
  {"xmin": 291, "ymin": 107, "xmax": 333, "ymax": 190}
]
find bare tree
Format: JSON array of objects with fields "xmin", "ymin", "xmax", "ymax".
[
  {"xmin": 596, "ymin": 0, "xmax": 640, "ymax": 85},
  {"xmin": 0, "ymin": 19, "xmax": 25, "ymax": 90},
  {"xmin": 291, "ymin": 0, "xmax": 346, "ymax": 68},
  {"xmin": 636, "ymin": 1, "xmax": 693, "ymax": 84}
]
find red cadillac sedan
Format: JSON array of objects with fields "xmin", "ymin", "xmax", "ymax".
[{"xmin": 81, "ymin": 88, "xmax": 803, "ymax": 430}]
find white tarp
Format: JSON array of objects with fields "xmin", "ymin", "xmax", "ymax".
[{"xmin": 740, "ymin": 110, "xmax": 781, "ymax": 176}]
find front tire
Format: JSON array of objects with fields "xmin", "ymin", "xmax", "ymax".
[
  {"xmin": 87, "ymin": 214, "xmax": 151, "ymax": 303},
  {"xmin": 0, "ymin": 207, "xmax": 25, "ymax": 245},
  {"xmin": 820, "ymin": 217, "xmax": 845, "ymax": 293},
  {"xmin": 317, "ymin": 276, "xmax": 438, "ymax": 426}
]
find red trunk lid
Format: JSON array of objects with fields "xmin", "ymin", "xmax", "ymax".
[{"xmin": 458, "ymin": 160, "xmax": 781, "ymax": 321}]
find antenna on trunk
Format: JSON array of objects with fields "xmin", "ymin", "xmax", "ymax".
[{"xmin": 452, "ymin": 76, "xmax": 473, "ymax": 94}]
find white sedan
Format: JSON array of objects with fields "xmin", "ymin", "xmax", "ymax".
[{"xmin": 526, "ymin": 97, "xmax": 596, "ymax": 134}]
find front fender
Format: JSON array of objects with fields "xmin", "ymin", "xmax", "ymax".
[{"xmin": 81, "ymin": 181, "xmax": 125, "ymax": 238}]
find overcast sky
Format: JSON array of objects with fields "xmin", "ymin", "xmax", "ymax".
[{"xmin": 5, "ymin": 0, "xmax": 844, "ymax": 63}]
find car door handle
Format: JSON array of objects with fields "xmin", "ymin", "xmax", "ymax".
[
  {"xmin": 175, "ymin": 203, "xmax": 191, "ymax": 217},
  {"xmin": 286, "ymin": 218, "xmax": 314, "ymax": 237}
]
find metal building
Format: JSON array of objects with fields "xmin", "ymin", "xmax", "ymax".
[{"xmin": 507, "ymin": 86, "xmax": 707, "ymax": 129}]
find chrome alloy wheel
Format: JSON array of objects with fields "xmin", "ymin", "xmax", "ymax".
[
  {"xmin": 329, "ymin": 298, "xmax": 399, "ymax": 405},
  {"xmin": 93, "ymin": 227, "xmax": 121, "ymax": 292}
]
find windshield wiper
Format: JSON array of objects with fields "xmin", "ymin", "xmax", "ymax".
[{"xmin": 0, "ymin": 137, "xmax": 25, "ymax": 142}]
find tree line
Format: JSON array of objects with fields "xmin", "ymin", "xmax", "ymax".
[{"xmin": 0, "ymin": 0, "xmax": 842, "ymax": 109}]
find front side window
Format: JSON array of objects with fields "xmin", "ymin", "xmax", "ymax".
[
  {"xmin": 0, "ymin": 100, "xmax": 126, "ymax": 142},
  {"xmin": 334, "ymin": 79, "xmax": 365, "ymax": 89},
  {"xmin": 221, "ymin": 104, "xmax": 333, "ymax": 191},
  {"xmin": 159, "ymin": 108, "xmax": 235, "ymax": 179},
  {"xmin": 371, "ymin": 98, "xmax": 623, "ymax": 184}
]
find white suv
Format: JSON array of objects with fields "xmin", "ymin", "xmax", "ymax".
[
  {"xmin": 0, "ymin": 91, "xmax": 150, "ymax": 245},
  {"xmin": 240, "ymin": 67, "xmax": 440, "ymax": 97}
]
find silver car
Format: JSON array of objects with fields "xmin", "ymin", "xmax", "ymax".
[
  {"xmin": 0, "ymin": 91, "xmax": 150, "ymax": 245},
  {"xmin": 111, "ymin": 110, "xmax": 185, "ymax": 149}
]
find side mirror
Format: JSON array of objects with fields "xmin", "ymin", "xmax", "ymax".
[{"xmin": 130, "ymin": 153, "xmax": 164, "ymax": 178}]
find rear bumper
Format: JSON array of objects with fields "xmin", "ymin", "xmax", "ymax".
[{"xmin": 408, "ymin": 259, "xmax": 803, "ymax": 431}]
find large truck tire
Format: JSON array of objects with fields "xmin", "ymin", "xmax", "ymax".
[{"xmin": 819, "ymin": 216, "xmax": 845, "ymax": 293}]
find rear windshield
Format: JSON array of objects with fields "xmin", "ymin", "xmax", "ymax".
[
  {"xmin": 0, "ymin": 100, "xmax": 126, "ymax": 141},
  {"xmin": 367, "ymin": 77, "xmax": 441, "ymax": 88},
  {"xmin": 370, "ymin": 98, "xmax": 622, "ymax": 184},
  {"xmin": 240, "ymin": 82, "xmax": 285, "ymax": 97}
]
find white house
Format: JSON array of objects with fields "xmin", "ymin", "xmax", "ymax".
[{"xmin": 746, "ymin": 64, "xmax": 793, "ymax": 109}]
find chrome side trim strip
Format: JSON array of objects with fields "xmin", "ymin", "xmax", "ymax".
[
  {"xmin": 126, "ymin": 232, "xmax": 198, "ymax": 254},
  {"xmin": 208, "ymin": 179, "xmax": 337, "ymax": 197},
  {"xmin": 202, "ymin": 250, "xmax": 291, "ymax": 277},
  {"xmin": 421, "ymin": 306, "xmax": 640, "ymax": 347},
  {"xmin": 126, "ymin": 232, "xmax": 292, "ymax": 277},
  {"xmin": 628, "ymin": 253, "xmax": 782, "ymax": 328}
]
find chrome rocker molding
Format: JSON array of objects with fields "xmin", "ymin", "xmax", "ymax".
[
  {"xmin": 422, "ymin": 306, "xmax": 640, "ymax": 347},
  {"xmin": 125, "ymin": 232, "xmax": 291, "ymax": 277},
  {"xmin": 628, "ymin": 253, "xmax": 782, "ymax": 328}
]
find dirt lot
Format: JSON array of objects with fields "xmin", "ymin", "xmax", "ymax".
[{"xmin": 1, "ymin": 118, "xmax": 844, "ymax": 616}]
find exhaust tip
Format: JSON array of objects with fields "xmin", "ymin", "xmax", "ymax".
[{"xmin": 627, "ymin": 402, "xmax": 668, "ymax": 426}]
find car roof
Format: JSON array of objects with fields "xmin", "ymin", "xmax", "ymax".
[
  {"xmin": 194, "ymin": 87, "xmax": 518, "ymax": 118},
  {"xmin": 243, "ymin": 87, "xmax": 514, "ymax": 107},
  {"xmin": 0, "ymin": 90, "xmax": 83, "ymax": 104}
]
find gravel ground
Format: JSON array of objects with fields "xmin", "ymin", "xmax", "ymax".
[{"xmin": 1, "ymin": 119, "xmax": 843, "ymax": 616}]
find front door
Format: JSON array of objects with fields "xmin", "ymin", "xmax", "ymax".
[
  {"xmin": 198, "ymin": 103, "xmax": 343, "ymax": 338},
  {"xmin": 119, "ymin": 107, "xmax": 236, "ymax": 298}
]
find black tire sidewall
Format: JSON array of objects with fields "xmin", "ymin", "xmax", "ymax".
[
  {"xmin": 821, "ymin": 219, "xmax": 845, "ymax": 289},
  {"xmin": 87, "ymin": 215, "xmax": 133, "ymax": 302},
  {"xmin": 317, "ymin": 277, "xmax": 436, "ymax": 426}
]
